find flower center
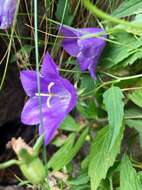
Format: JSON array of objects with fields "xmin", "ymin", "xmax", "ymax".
[{"xmin": 35, "ymin": 82, "xmax": 55, "ymax": 108}]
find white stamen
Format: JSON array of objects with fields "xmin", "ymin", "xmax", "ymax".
[
  {"xmin": 47, "ymin": 96, "xmax": 52, "ymax": 108},
  {"xmin": 48, "ymin": 82, "xmax": 55, "ymax": 93},
  {"xmin": 35, "ymin": 93, "xmax": 50, "ymax": 97}
]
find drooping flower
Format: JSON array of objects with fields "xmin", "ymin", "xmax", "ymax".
[
  {"xmin": 60, "ymin": 26, "xmax": 107, "ymax": 79},
  {"xmin": 20, "ymin": 52, "xmax": 77, "ymax": 145},
  {"xmin": 0, "ymin": 0, "xmax": 16, "ymax": 29}
]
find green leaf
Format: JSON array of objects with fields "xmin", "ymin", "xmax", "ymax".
[
  {"xmin": 101, "ymin": 32, "xmax": 142, "ymax": 68},
  {"xmin": 88, "ymin": 126, "xmax": 123, "ymax": 190},
  {"xmin": 103, "ymin": 86, "xmax": 124, "ymax": 149},
  {"xmin": 112, "ymin": 0, "xmax": 142, "ymax": 18},
  {"xmin": 77, "ymin": 100, "xmax": 97, "ymax": 119},
  {"xmin": 128, "ymin": 90, "xmax": 142, "ymax": 108},
  {"xmin": 120, "ymin": 154, "xmax": 141, "ymax": 190},
  {"xmin": 72, "ymin": 128, "xmax": 89, "ymax": 156},
  {"xmin": 60, "ymin": 115, "xmax": 80, "ymax": 132},
  {"xmin": 55, "ymin": 0, "xmax": 73, "ymax": 25},
  {"xmin": 47, "ymin": 133, "xmax": 75, "ymax": 170},
  {"xmin": 125, "ymin": 107, "xmax": 142, "ymax": 119},
  {"xmin": 48, "ymin": 128, "xmax": 88, "ymax": 170},
  {"xmin": 120, "ymin": 49, "xmax": 142, "ymax": 67},
  {"xmin": 80, "ymin": 75, "xmax": 96, "ymax": 95},
  {"xmin": 69, "ymin": 173, "xmax": 89, "ymax": 186}
]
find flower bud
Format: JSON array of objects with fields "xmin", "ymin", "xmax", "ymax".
[{"xmin": 8, "ymin": 137, "xmax": 46, "ymax": 185}]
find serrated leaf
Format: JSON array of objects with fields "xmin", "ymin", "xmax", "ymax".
[
  {"xmin": 112, "ymin": 0, "xmax": 142, "ymax": 18},
  {"xmin": 88, "ymin": 126, "xmax": 124, "ymax": 190},
  {"xmin": 48, "ymin": 128, "xmax": 88, "ymax": 170},
  {"xmin": 101, "ymin": 32, "xmax": 142, "ymax": 68},
  {"xmin": 60, "ymin": 115, "xmax": 80, "ymax": 132},
  {"xmin": 120, "ymin": 49, "xmax": 142, "ymax": 67},
  {"xmin": 55, "ymin": 0, "xmax": 73, "ymax": 25},
  {"xmin": 120, "ymin": 154, "xmax": 141, "ymax": 190},
  {"xmin": 103, "ymin": 86, "xmax": 124, "ymax": 149},
  {"xmin": 128, "ymin": 90, "xmax": 142, "ymax": 108}
]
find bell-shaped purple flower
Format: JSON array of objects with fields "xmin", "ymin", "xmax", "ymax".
[
  {"xmin": 0, "ymin": 0, "xmax": 16, "ymax": 29},
  {"xmin": 60, "ymin": 26, "xmax": 107, "ymax": 79},
  {"xmin": 20, "ymin": 52, "xmax": 77, "ymax": 145}
]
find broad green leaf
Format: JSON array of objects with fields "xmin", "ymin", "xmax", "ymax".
[
  {"xmin": 103, "ymin": 86, "xmax": 124, "ymax": 149},
  {"xmin": 128, "ymin": 90, "xmax": 142, "ymax": 108},
  {"xmin": 60, "ymin": 115, "xmax": 80, "ymax": 132},
  {"xmin": 120, "ymin": 154, "xmax": 141, "ymax": 190},
  {"xmin": 48, "ymin": 128, "xmax": 88, "ymax": 170},
  {"xmin": 101, "ymin": 32, "xmax": 142, "ymax": 68},
  {"xmin": 112, "ymin": 0, "xmax": 142, "ymax": 18},
  {"xmin": 88, "ymin": 126, "xmax": 123, "ymax": 190},
  {"xmin": 55, "ymin": 0, "xmax": 73, "ymax": 25}
]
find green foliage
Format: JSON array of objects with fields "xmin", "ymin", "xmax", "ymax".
[
  {"xmin": 120, "ymin": 154, "xmax": 141, "ymax": 190},
  {"xmin": 126, "ymin": 119, "xmax": 142, "ymax": 147},
  {"xmin": 112, "ymin": 0, "xmax": 142, "ymax": 18},
  {"xmin": 60, "ymin": 115, "xmax": 80, "ymax": 132},
  {"xmin": 88, "ymin": 126, "xmax": 123, "ymax": 190},
  {"xmin": 2, "ymin": 0, "xmax": 142, "ymax": 189},
  {"xmin": 47, "ymin": 128, "xmax": 88, "ymax": 170},
  {"xmin": 102, "ymin": 32, "xmax": 142, "ymax": 68},
  {"xmin": 55, "ymin": 0, "xmax": 73, "ymax": 25},
  {"xmin": 128, "ymin": 90, "xmax": 142, "ymax": 108},
  {"xmin": 103, "ymin": 86, "xmax": 124, "ymax": 149}
]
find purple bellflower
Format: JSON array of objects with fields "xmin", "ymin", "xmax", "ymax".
[
  {"xmin": 60, "ymin": 26, "xmax": 107, "ymax": 79},
  {"xmin": 0, "ymin": 0, "xmax": 16, "ymax": 29},
  {"xmin": 20, "ymin": 52, "xmax": 77, "ymax": 145}
]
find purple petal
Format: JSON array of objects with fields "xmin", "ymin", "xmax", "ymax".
[
  {"xmin": 60, "ymin": 78, "xmax": 77, "ymax": 113},
  {"xmin": 40, "ymin": 51, "xmax": 59, "ymax": 77},
  {"xmin": 21, "ymin": 96, "xmax": 47, "ymax": 125},
  {"xmin": 88, "ymin": 63, "xmax": 97, "ymax": 80},
  {"xmin": 39, "ymin": 78, "xmax": 77, "ymax": 144},
  {"xmin": 60, "ymin": 26, "xmax": 80, "ymax": 56},
  {"xmin": 20, "ymin": 70, "xmax": 50, "ymax": 96},
  {"xmin": 77, "ymin": 55, "xmax": 91, "ymax": 71},
  {"xmin": 39, "ymin": 115, "xmax": 65, "ymax": 145},
  {"xmin": 0, "ymin": 0, "xmax": 16, "ymax": 29}
]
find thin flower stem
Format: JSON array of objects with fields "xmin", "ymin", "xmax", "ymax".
[
  {"xmin": 81, "ymin": 73, "xmax": 142, "ymax": 98},
  {"xmin": 34, "ymin": 0, "xmax": 47, "ymax": 166},
  {"xmin": 0, "ymin": 160, "xmax": 20, "ymax": 169}
]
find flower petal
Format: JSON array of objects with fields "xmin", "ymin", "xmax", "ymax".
[
  {"xmin": 60, "ymin": 26, "xmax": 79, "ymax": 56},
  {"xmin": 20, "ymin": 70, "xmax": 49, "ymax": 96},
  {"xmin": 21, "ymin": 96, "xmax": 47, "ymax": 125},
  {"xmin": 0, "ymin": 0, "xmax": 16, "ymax": 29},
  {"xmin": 39, "ymin": 115, "xmax": 65, "ymax": 145},
  {"xmin": 41, "ymin": 51, "xmax": 59, "ymax": 77},
  {"xmin": 39, "ymin": 78, "xmax": 77, "ymax": 144},
  {"xmin": 60, "ymin": 78, "xmax": 77, "ymax": 113}
]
